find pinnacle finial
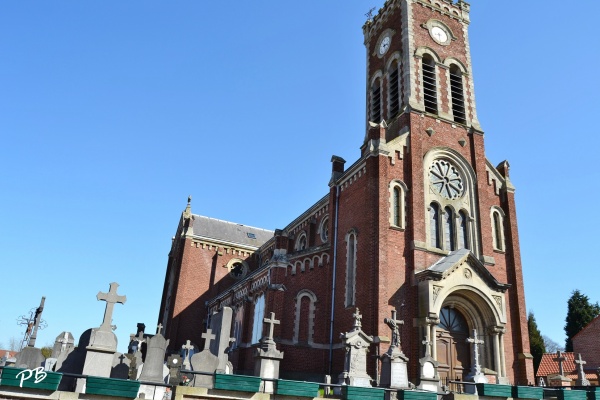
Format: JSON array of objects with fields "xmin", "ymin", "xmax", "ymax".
[{"xmin": 187, "ymin": 195, "xmax": 192, "ymax": 205}]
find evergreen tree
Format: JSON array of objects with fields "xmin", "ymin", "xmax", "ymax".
[
  {"xmin": 564, "ymin": 289, "xmax": 600, "ymax": 351},
  {"xmin": 528, "ymin": 312, "xmax": 545, "ymax": 374}
]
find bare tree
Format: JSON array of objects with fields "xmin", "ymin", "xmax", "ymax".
[
  {"xmin": 543, "ymin": 335, "xmax": 564, "ymax": 353},
  {"xmin": 8, "ymin": 337, "xmax": 19, "ymax": 352}
]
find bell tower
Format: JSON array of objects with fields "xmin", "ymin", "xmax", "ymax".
[{"xmin": 363, "ymin": 0, "xmax": 482, "ymax": 140}]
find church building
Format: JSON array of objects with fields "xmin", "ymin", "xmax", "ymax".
[{"xmin": 158, "ymin": 0, "xmax": 535, "ymax": 386}]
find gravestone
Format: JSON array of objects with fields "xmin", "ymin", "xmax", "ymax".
[
  {"xmin": 549, "ymin": 351, "xmax": 571, "ymax": 387},
  {"xmin": 52, "ymin": 331, "xmax": 75, "ymax": 371},
  {"xmin": 76, "ymin": 282, "xmax": 126, "ymax": 393},
  {"xmin": 417, "ymin": 336, "xmax": 440, "ymax": 392},
  {"xmin": 15, "ymin": 297, "xmax": 46, "ymax": 369},
  {"xmin": 575, "ymin": 353, "xmax": 590, "ymax": 386},
  {"xmin": 111, "ymin": 353, "xmax": 131, "ymax": 379},
  {"xmin": 254, "ymin": 312, "xmax": 284, "ymax": 394},
  {"xmin": 208, "ymin": 307, "xmax": 234, "ymax": 373},
  {"xmin": 181, "ymin": 340, "xmax": 193, "ymax": 370},
  {"xmin": 139, "ymin": 325, "xmax": 171, "ymax": 400},
  {"xmin": 338, "ymin": 308, "xmax": 373, "ymax": 387},
  {"xmin": 190, "ymin": 329, "xmax": 220, "ymax": 388},
  {"xmin": 140, "ymin": 326, "xmax": 170, "ymax": 383},
  {"xmin": 44, "ymin": 358, "xmax": 58, "ymax": 371},
  {"xmin": 464, "ymin": 329, "xmax": 487, "ymax": 393},
  {"xmin": 167, "ymin": 354, "xmax": 183, "ymax": 385},
  {"xmin": 380, "ymin": 309, "xmax": 409, "ymax": 389},
  {"xmin": 132, "ymin": 331, "xmax": 146, "ymax": 369}
]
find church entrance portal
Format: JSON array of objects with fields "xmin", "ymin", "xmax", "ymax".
[{"xmin": 436, "ymin": 307, "xmax": 471, "ymax": 382}]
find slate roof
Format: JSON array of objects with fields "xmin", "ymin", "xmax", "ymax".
[
  {"xmin": 536, "ymin": 352, "xmax": 597, "ymax": 380},
  {"xmin": 191, "ymin": 214, "xmax": 274, "ymax": 248},
  {"xmin": 428, "ymin": 248, "xmax": 471, "ymax": 272}
]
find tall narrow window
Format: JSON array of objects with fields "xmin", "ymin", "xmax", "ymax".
[
  {"xmin": 345, "ymin": 233, "xmax": 357, "ymax": 307},
  {"xmin": 393, "ymin": 186, "xmax": 401, "ymax": 227},
  {"xmin": 251, "ymin": 294, "xmax": 265, "ymax": 344},
  {"xmin": 458, "ymin": 210, "xmax": 469, "ymax": 250},
  {"xmin": 493, "ymin": 211, "xmax": 504, "ymax": 250},
  {"xmin": 371, "ymin": 79, "xmax": 382, "ymax": 123},
  {"xmin": 430, "ymin": 203, "xmax": 441, "ymax": 249},
  {"xmin": 444, "ymin": 207, "xmax": 455, "ymax": 251},
  {"xmin": 389, "ymin": 61, "xmax": 400, "ymax": 118},
  {"xmin": 449, "ymin": 65, "xmax": 466, "ymax": 124},
  {"xmin": 422, "ymin": 55, "xmax": 437, "ymax": 114},
  {"xmin": 232, "ymin": 305, "xmax": 244, "ymax": 348}
]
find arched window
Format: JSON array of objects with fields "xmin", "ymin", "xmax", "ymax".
[
  {"xmin": 251, "ymin": 294, "xmax": 265, "ymax": 344},
  {"xmin": 232, "ymin": 305, "xmax": 244, "ymax": 348},
  {"xmin": 430, "ymin": 203, "xmax": 441, "ymax": 249},
  {"xmin": 294, "ymin": 290, "xmax": 317, "ymax": 344},
  {"xmin": 389, "ymin": 181, "xmax": 407, "ymax": 229},
  {"xmin": 319, "ymin": 216, "xmax": 329, "ymax": 243},
  {"xmin": 444, "ymin": 207, "xmax": 455, "ymax": 251},
  {"xmin": 458, "ymin": 210, "xmax": 469, "ymax": 250},
  {"xmin": 371, "ymin": 79, "xmax": 382, "ymax": 123},
  {"xmin": 491, "ymin": 208, "xmax": 505, "ymax": 251},
  {"xmin": 389, "ymin": 60, "xmax": 400, "ymax": 118},
  {"xmin": 449, "ymin": 64, "xmax": 466, "ymax": 124},
  {"xmin": 295, "ymin": 232, "xmax": 307, "ymax": 252},
  {"xmin": 422, "ymin": 54, "xmax": 437, "ymax": 114},
  {"xmin": 345, "ymin": 231, "xmax": 357, "ymax": 307}
]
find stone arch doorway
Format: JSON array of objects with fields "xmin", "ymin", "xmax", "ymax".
[{"xmin": 436, "ymin": 306, "xmax": 470, "ymax": 382}]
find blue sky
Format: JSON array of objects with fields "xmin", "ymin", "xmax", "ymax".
[{"xmin": 1, "ymin": 1, "xmax": 599, "ymax": 354}]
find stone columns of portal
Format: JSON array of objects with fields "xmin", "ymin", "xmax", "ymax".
[{"xmin": 490, "ymin": 326, "xmax": 507, "ymax": 382}]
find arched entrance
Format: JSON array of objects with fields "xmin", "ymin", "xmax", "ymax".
[{"xmin": 436, "ymin": 306, "xmax": 470, "ymax": 382}]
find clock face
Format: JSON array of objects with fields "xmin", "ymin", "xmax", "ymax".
[
  {"xmin": 379, "ymin": 36, "xmax": 391, "ymax": 55},
  {"xmin": 429, "ymin": 159, "xmax": 464, "ymax": 200},
  {"xmin": 431, "ymin": 26, "xmax": 449, "ymax": 44}
]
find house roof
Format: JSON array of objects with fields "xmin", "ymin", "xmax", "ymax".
[
  {"xmin": 0, "ymin": 350, "xmax": 18, "ymax": 359},
  {"xmin": 536, "ymin": 352, "xmax": 598, "ymax": 380},
  {"xmin": 191, "ymin": 214, "xmax": 274, "ymax": 248}
]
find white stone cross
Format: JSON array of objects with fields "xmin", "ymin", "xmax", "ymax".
[
  {"xmin": 554, "ymin": 350, "xmax": 566, "ymax": 376},
  {"xmin": 575, "ymin": 353, "xmax": 589, "ymax": 385},
  {"xmin": 181, "ymin": 340, "xmax": 193, "ymax": 369},
  {"xmin": 353, "ymin": 308, "xmax": 363, "ymax": 329},
  {"xmin": 422, "ymin": 336, "xmax": 431, "ymax": 357},
  {"xmin": 156, "ymin": 323, "xmax": 163, "ymax": 335},
  {"xmin": 466, "ymin": 329, "xmax": 484, "ymax": 375},
  {"xmin": 263, "ymin": 312, "xmax": 280, "ymax": 341},
  {"xmin": 202, "ymin": 329, "xmax": 216, "ymax": 351},
  {"xmin": 96, "ymin": 282, "xmax": 126, "ymax": 331},
  {"xmin": 133, "ymin": 331, "xmax": 145, "ymax": 353}
]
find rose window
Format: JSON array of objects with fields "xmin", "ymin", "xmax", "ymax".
[{"xmin": 429, "ymin": 160, "xmax": 464, "ymax": 200}]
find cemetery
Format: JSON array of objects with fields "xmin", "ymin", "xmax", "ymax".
[{"xmin": 1, "ymin": 282, "xmax": 598, "ymax": 400}]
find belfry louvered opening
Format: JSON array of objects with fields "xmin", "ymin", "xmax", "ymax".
[
  {"xmin": 389, "ymin": 61, "xmax": 400, "ymax": 118},
  {"xmin": 422, "ymin": 55, "xmax": 437, "ymax": 114},
  {"xmin": 450, "ymin": 65, "xmax": 466, "ymax": 124},
  {"xmin": 371, "ymin": 79, "xmax": 382, "ymax": 123}
]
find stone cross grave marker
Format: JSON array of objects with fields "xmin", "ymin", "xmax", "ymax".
[
  {"xmin": 202, "ymin": 329, "xmax": 216, "ymax": 350},
  {"xmin": 575, "ymin": 353, "xmax": 590, "ymax": 386},
  {"xmin": 262, "ymin": 312, "xmax": 280, "ymax": 345},
  {"xmin": 181, "ymin": 340, "xmax": 193, "ymax": 370},
  {"xmin": 353, "ymin": 308, "xmax": 362, "ymax": 329},
  {"xmin": 554, "ymin": 351, "xmax": 566, "ymax": 376},
  {"xmin": 422, "ymin": 337, "xmax": 431, "ymax": 357},
  {"xmin": 384, "ymin": 309, "xmax": 403, "ymax": 349},
  {"xmin": 467, "ymin": 329, "xmax": 484, "ymax": 376},
  {"xmin": 97, "ymin": 283, "xmax": 126, "ymax": 331},
  {"xmin": 156, "ymin": 323, "xmax": 163, "ymax": 335}
]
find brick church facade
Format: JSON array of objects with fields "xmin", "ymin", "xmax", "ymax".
[{"xmin": 159, "ymin": 0, "xmax": 535, "ymax": 386}]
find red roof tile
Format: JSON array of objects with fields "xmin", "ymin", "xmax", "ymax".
[{"xmin": 537, "ymin": 352, "xmax": 597, "ymax": 380}]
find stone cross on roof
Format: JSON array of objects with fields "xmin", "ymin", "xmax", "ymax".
[
  {"xmin": 202, "ymin": 329, "xmax": 216, "ymax": 351},
  {"xmin": 384, "ymin": 309, "xmax": 404, "ymax": 348},
  {"xmin": 156, "ymin": 323, "xmax": 163, "ymax": 335},
  {"xmin": 263, "ymin": 312, "xmax": 280, "ymax": 344},
  {"xmin": 353, "ymin": 308, "xmax": 363, "ymax": 329},
  {"xmin": 466, "ymin": 329, "xmax": 484, "ymax": 375},
  {"xmin": 553, "ymin": 350, "xmax": 566, "ymax": 376},
  {"xmin": 422, "ymin": 336, "xmax": 431, "ymax": 357},
  {"xmin": 96, "ymin": 282, "xmax": 126, "ymax": 331}
]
